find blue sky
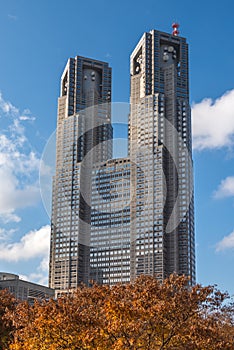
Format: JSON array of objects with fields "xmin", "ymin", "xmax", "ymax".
[{"xmin": 0, "ymin": 0, "xmax": 234, "ymax": 294}]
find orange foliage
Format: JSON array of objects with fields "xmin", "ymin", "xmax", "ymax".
[
  {"xmin": 3, "ymin": 275, "xmax": 234, "ymax": 349},
  {"xmin": 0, "ymin": 289, "xmax": 16, "ymax": 349}
]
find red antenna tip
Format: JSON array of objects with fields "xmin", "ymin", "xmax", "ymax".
[{"xmin": 172, "ymin": 23, "xmax": 180, "ymax": 36}]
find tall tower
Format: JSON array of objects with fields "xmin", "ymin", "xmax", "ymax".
[
  {"xmin": 129, "ymin": 27, "xmax": 195, "ymax": 284},
  {"xmin": 49, "ymin": 27, "xmax": 195, "ymax": 292},
  {"xmin": 49, "ymin": 56, "xmax": 112, "ymax": 292}
]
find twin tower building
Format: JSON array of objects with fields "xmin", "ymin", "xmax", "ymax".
[{"xmin": 49, "ymin": 27, "xmax": 196, "ymax": 294}]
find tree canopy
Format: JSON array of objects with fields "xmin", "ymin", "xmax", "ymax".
[
  {"xmin": 0, "ymin": 289, "xmax": 16, "ymax": 350},
  {"xmin": 1, "ymin": 275, "xmax": 233, "ymax": 349}
]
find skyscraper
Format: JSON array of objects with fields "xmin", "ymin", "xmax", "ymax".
[
  {"xmin": 129, "ymin": 27, "xmax": 195, "ymax": 284},
  {"xmin": 49, "ymin": 26, "xmax": 195, "ymax": 293},
  {"xmin": 49, "ymin": 56, "xmax": 112, "ymax": 292}
]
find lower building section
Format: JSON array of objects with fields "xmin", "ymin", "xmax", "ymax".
[
  {"xmin": 50, "ymin": 150, "xmax": 194, "ymax": 290},
  {"xmin": 0, "ymin": 272, "xmax": 54, "ymax": 303},
  {"xmin": 90, "ymin": 158, "xmax": 131, "ymax": 284}
]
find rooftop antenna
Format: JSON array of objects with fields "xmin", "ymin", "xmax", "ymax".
[{"xmin": 172, "ymin": 22, "xmax": 180, "ymax": 36}]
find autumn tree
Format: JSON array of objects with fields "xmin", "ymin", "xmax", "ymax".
[
  {"xmin": 7, "ymin": 275, "xmax": 234, "ymax": 350},
  {"xmin": 0, "ymin": 289, "xmax": 16, "ymax": 350},
  {"xmin": 8, "ymin": 285, "xmax": 110, "ymax": 350},
  {"xmin": 100, "ymin": 275, "xmax": 234, "ymax": 349}
]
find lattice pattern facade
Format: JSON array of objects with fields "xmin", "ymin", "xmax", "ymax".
[{"xmin": 49, "ymin": 29, "xmax": 195, "ymax": 292}]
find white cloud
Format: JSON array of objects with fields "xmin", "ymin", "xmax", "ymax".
[
  {"xmin": 192, "ymin": 89, "xmax": 234, "ymax": 150},
  {"xmin": 214, "ymin": 176, "xmax": 234, "ymax": 199},
  {"xmin": 0, "ymin": 93, "xmax": 49, "ymax": 286},
  {"xmin": 28, "ymin": 255, "xmax": 50, "ymax": 285},
  {"xmin": 19, "ymin": 115, "xmax": 36, "ymax": 121},
  {"xmin": 0, "ymin": 93, "xmax": 19, "ymax": 115},
  {"xmin": 0, "ymin": 225, "xmax": 50, "ymax": 262},
  {"xmin": 19, "ymin": 255, "xmax": 50, "ymax": 286},
  {"xmin": 216, "ymin": 231, "xmax": 234, "ymax": 251},
  {"xmin": 3, "ymin": 225, "xmax": 51, "ymax": 286},
  {"xmin": 0, "ymin": 228, "xmax": 16, "ymax": 241},
  {"xmin": 0, "ymin": 92, "xmax": 40, "ymax": 222},
  {"xmin": 0, "ymin": 212, "xmax": 21, "ymax": 224}
]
